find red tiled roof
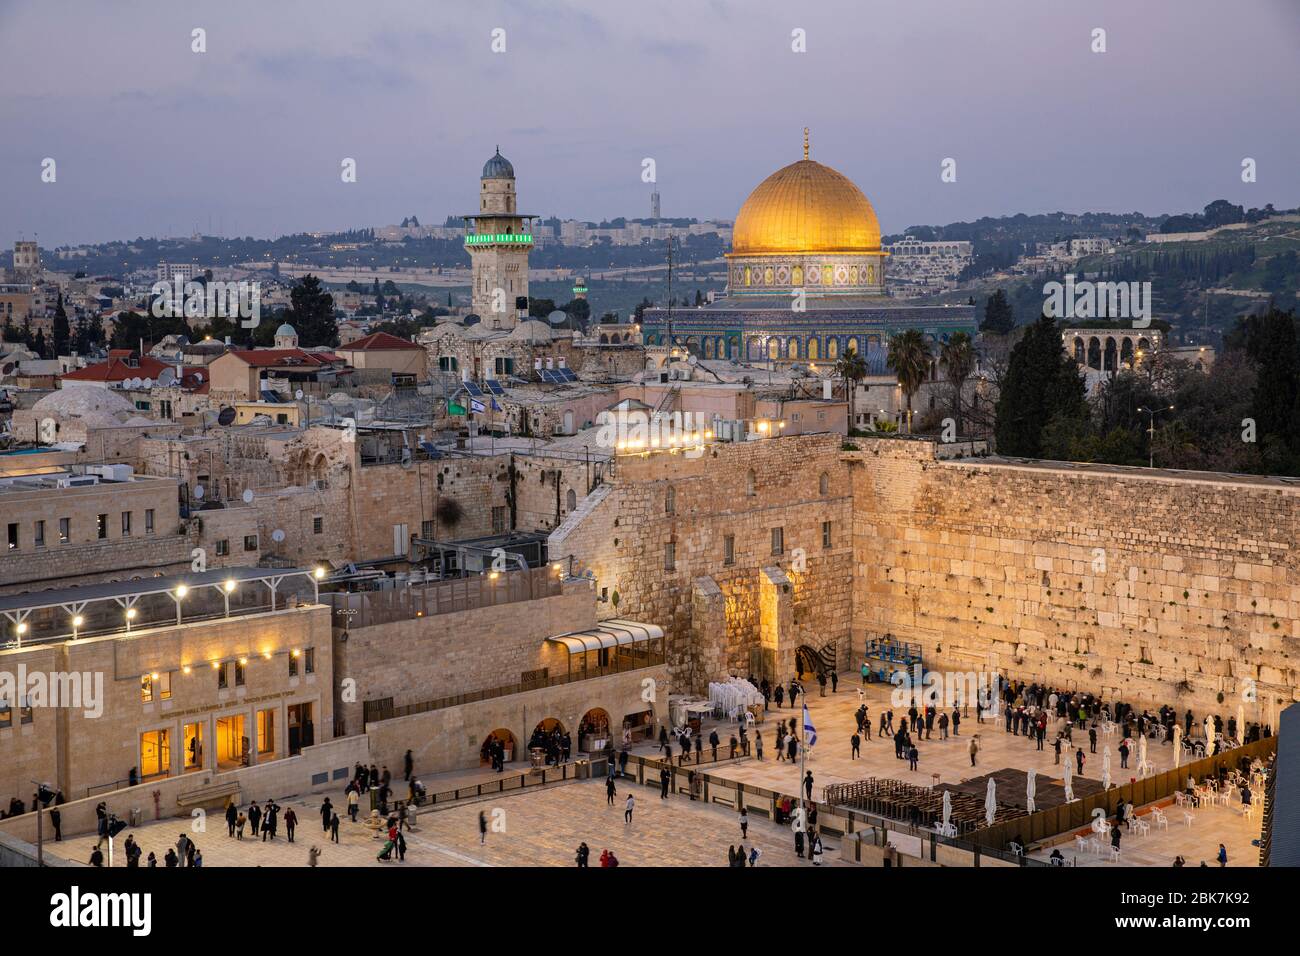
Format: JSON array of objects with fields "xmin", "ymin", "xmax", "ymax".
[
  {"xmin": 61, "ymin": 355, "xmax": 171, "ymax": 383},
  {"xmin": 343, "ymin": 331, "xmax": 423, "ymax": 351},
  {"xmin": 225, "ymin": 349, "xmax": 340, "ymax": 368}
]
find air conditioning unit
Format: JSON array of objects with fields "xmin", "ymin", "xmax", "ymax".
[{"xmin": 56, "ymin": 475, "xmax": 100, "ymax": 488}]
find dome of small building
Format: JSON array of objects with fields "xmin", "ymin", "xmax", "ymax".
[
  {"xmin": 509, "ymin": 319, "xmax": 553, "ymax": 344},
  {"xmin": 481, "ymin": 147, "xmax": 515, "ymax": 180},
  {"xmin": 33, "ymin": 387, "xmax": 135, "ymax": 417},
  {"xmin": 275, "ymin": 322, "xmax": 297, "ymax": 338}
]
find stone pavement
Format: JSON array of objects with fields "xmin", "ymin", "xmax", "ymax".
[
  {"xmin": 633, "ymin": 682, "xmax": 1191, "ymax": 804},
  {"xmin": 43, "ymin": 778, "xmax": 847, "ymax": 867},
  {"xmin": 1028, "ymin": 799, "xmax": 1263, "ymax": 868}
]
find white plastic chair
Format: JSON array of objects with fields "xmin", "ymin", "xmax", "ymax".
[
  {"xmin": 1109, "ymin": 845, "xmax": 1121, "ymax": 862},
  {"xmin": 1183, "ymin": 811, "xmax": 1195, "ymax": 827},
  {"xmin": 1134, "ymin": 818, "xmax": 1150, "ymax": 838},
  {"xmin": 1152, "ymin": 808, "xmax": 1168, "ymax": 830},
  {"xmin": 1075, "ymin": 835, "xmax": 1089, "ymax": 854}
]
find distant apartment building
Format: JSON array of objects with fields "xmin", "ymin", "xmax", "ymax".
[
  {"xmin": 155, "ymin": 262, "xmax": 203, "ymax": 284},
  {"xmin": 884, "ymin": 236, "xmax": 973, "ymax": 285}
]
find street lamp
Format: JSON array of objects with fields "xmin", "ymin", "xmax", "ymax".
[
  {"xmin": 1137, "ymin": 404, "xmax": 1175, "ymax": 469},
  {"xmin": 15, "ymin": 621, "xmax": 28, "ymax": 647},
  {"xmin": 312, "ymin": 566, "xmax": 326, "ymax": 603},
  {"xmin": 171, "ymin": 585, "xmax": 188, "ymax": 625},
  {"xmin": 125, "ymin": 607, "xmax": 137, "ymax": 632},
  {"xmin": 71, "ymin": 615, "xmax": 83, "ymax": 640}
]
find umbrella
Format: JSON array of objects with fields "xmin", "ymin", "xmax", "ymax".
[
  {"xmin": 984, "ymin": 778, "xmax": 997, "ymax": 827},
  {"xmin": 1062, "ymin": 758, "xmax": 1074, "ymax": 802},
  {"xmin": 1204, "ymin": 715, "xmax": 1214, "ymax": 754},
  {"xmin": 942, "ymin": 790, "xmax": 952, "ymax": 832},
  {"xmin": 1102, "ymin": 746, "xmax": 1112, "ymax": 789},
  {"xmin": 1026, "ymin": 769, "xmax": 1037, "ymax": 814},
  {"xmin": 1237, "ymin": 703, "xmax": 1245, "ymax": 745},
  {"xmin": 1138, "ymin": 735, "xmax": 1148, "ymax": 775},
  {"xmin": 1173, "ymin": 724, "xmax": 1182, "ymax": 768}
]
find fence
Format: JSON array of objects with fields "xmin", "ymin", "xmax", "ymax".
[
  {"xmin": 326, "ymin": 567, "xmax": 561, "ymax": 629},
  {"xmin": 412, "ymin": 760, "xmax": 589, "ymax": 807},
  {"xmin": 969, "ymin": 736, "xmax": 1278, "ymax": 850},
  {"xmin": 620, "ymin": 752, "xmax": 1043, "ymax": 867}
]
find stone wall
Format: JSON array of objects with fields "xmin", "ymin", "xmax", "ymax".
[
  {"xmin": 850, "ymin": 437, "xmax": 1300, "ymax": 718},
  {"xmin": 333, "ymin": 581, "xmax": 594, "ymax": 734},
  {"xmin": 550, "ymin": 433, "xmax": 855, "ymax": 692}
]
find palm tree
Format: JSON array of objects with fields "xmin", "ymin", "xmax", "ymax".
[
  {"xmin": 939, "ymin": 331, "xmax": 976, "ymax": 437},
  {"xmin": 834, "ymin": 347, "xmax": 869, "ymax": 431},
  {"xmin": 887, "ymin": 329, "xmax": 931, "ymax": 433}
]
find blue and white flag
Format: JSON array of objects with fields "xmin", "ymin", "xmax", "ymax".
[
  {"xmin": 802, "ymin": 703, "xmax": 817, "ymax": 749},
  {"xmin": 470, "ymin": 399, "xmax": 486, "ymax": 414}
]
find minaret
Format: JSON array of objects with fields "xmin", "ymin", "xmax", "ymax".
[{"xmin": 463, "ymin": 147, "xmax": 535, "ymax": 329}]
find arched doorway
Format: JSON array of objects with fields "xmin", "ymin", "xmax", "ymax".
[
  {"xmin": 528, "ymin": 718, "xmax": 569, "ymax": 764},
  {"xmin": 480, "ymin": 728, "xmax": 517, "ymax": 766},
  {"xmin": 578, "ymin": 708, "xmax": 611, "ymax": 751},
  {"xmin": 796, "ymin": 645, "xmax": 826, "ymax": 682}
]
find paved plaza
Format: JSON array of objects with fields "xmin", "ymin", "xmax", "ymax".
[{"xmin": 44, "ymin": 777, "xmax": 846, "ymax": 868}]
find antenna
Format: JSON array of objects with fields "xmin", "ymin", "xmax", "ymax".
[{"xmin": 665, "ymin": 236, "xmax": 675, "ymax": 348}]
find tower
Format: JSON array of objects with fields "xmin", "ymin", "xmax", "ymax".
[
  {"xmin": 12, "ymin": 241, "xmax": 40, "ymax": 275},
  {"xmin": 650, "ymin": 189, "xmax": 661, "ymax": 221},
  {"xmin": 463, "ymin": 147, "xmax": 535, "ymax": 329}
]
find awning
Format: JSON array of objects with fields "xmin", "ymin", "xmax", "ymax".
[{"xmin": 547, "ymin": 618, "xmax": 664, "ymax": 653}]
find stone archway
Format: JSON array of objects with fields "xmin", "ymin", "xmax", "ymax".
[
  {"xmin": 795, "ymin": 644, "xmax": 826, "ymax": 682},
  {"xmin": 480, "ymin": 728, "xmax": 517, "ymax": 766}
]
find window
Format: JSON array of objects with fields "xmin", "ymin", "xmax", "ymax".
[
  {"xmin": 771, "ymin": 527, "xmax": 784, "ymax": 556},
  {"xmin": 819, "ymin": 472, "xmax": 829, "ymax": 496},
  {"xmin": 315, "ymin": 516, "xmax": 325, "ymax": 535},
  {"xmin": 420, "ymin": 519, "xmax": 433, "ymax": 539},
  {"xmin": 121, "ymin": 511, "xmax": 132, "ymax": 536},
  {"xmin": 746, "ymin": 470, "xmax": 756, "ymax": 496},
  {"xmin": 34, "ymin": 520, "xmax": 45, "ymax": 548},
  {"xmin": 494, "ymin": 357, "xmax": 515, "ymax": 376},
  {"xmin": 665, "ymin": 486, "xmax": 675, "ymax": 514},
  {"xmin": 664, "ymin": 541, "xmax": 676, "ymax": 571},
  {"xmin": 0, "ymin": 699, "xmax": 10, "ymax": 729},
  {"xmin": 20, "ymin": 697, "xmax": 33, "ymax": 725},
  {"xmin": 215, "ymin": 539, "xmax": 229, "ymax": 556},
  {"xmin": 140, "ymin": 671, "xmax": 171, "ymax": 702},
  {"xmin": 145, "ymin": 509, "xmax": 155, "ymax": 533},
  {"xmin": 723, "ymin": 534, "xmax": 735, "ymax": 566},
  {"xmin": 97, "ymin": 514, "xmax": 108, "ymax": 539},
  {"xmin": 59, "ymin": 517, "xmax": 70, "ymax": 543},
  {"xmin": 438, "ymin": 356, "xmax": 458, "ymax": 372},
  {"xmin": 244, "ymin": 535, "xmax": 259, "ymax": 552},
  {"xmin": 217, "ymin": 663, "xmax": 229, "ymax": 690},
  {"xmin": 823, "ymin": 521, "xmax": 833, "ymax": 549},
  {"xmin": 289, "ymin": 653, "xmax": 299, "ymax": 678},
  {"xmin": 305, "ymin": 647, "xmax": 315, "ymax": 675},
  {"xmin": 6, "ymin": 523, "xmax": 16, "ymax": 551},
  {"xmin": 235, "ymin": 660, "xmax": 246, "ymax": 686},
  {"xmin": 491, "ymin": 506, "xmax": 507, "ymax": 534}
]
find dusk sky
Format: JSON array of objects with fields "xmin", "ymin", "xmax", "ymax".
[{"xmin": 3, "ymin": 0, "xmax": 1298, "ymax": 246}]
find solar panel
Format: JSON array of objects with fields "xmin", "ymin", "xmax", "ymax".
[
  {"xmin": 560, "ymin": 368, "xmax": 578, "ymax": 382},
  {"xmin": 537, "ymin": 369, "xmax": 556, "ymax": 383},
  {"xmin": 485, "ymin": 379, "xmax": 505, "ymax": 395},
  {"xmin": 260, "ymin": 389, "xmax": 283, "ymax": 403},
  {"xmin": 463, "ymin": 381, "xmax": 484, "ymax": 397}
]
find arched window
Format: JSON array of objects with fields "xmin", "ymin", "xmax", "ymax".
[
  {"xmin": 566, "ymin": 489, "xmax": 577, "ymax": 512},
  {"xmin": 819, "ymin": 472, "xmax": 829, "ymax": 496},
  {"xmin": 792, "ymin": 265, "xmax": 803, "ymax": 286},
  {"xmin": 807, "ymin": 337, "xmax": 819, "ymax": 361},
  {"xmin": 768, "ymin": 338, "xmax": 780, "ymax": 361},
  {"xmin": 746, "ymin": 470, "xmax": 756, "ymax": 496},
  {"xmin": 665, "ymin": 486, "xmax": 676, "ymax": 514},
  {"xmin": 827, "ymin": 337, "xmax": 839, "ymax": 359},
  {"xmin": 787, "ymin": 337, "xmax": 800, "ymax": 359}
]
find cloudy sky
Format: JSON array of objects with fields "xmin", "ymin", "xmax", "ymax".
[{"xmin": 3, "ymin": 0, "xmax": 1298, "ymax": 246}]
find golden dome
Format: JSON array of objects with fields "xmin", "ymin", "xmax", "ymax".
[{"xmin": 730, "ymin": 158, "xmax": 881, "ymax": 256}]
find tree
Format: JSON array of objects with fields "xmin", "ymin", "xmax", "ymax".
[
  {"xmin": 833, "ymin": 347, "xmax": 869, "ymax": 430},
  {"xmin": 994, "ymin": 313, "xmax": 1087, "ymax": 457},
  {"xmin": 52, "ymin": 293, "xmax": 70, "ymax": 357},
  {"xmin": 980, "ymin": 289, "xmax": 1015, "ymax": 335},
  {"xmin": 939, "ymin": 331, "xmax": 975, "ymax": 436},
  {"xmin": 887, "ymin": 329, "xmax": 931, "ymax": 433},
  {"xmin": 285, "ymin": 275, "xmax": 337, "ymax": 347}
]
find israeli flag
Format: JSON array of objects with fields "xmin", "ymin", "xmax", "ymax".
[{"xmin": 802, "ymin": 703, "xmax": 817, "ymax": 749}]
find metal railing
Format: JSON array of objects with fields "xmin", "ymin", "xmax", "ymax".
[{"xmin": 327, "ymin": 567, "xmax": 562, "ymax": 629}]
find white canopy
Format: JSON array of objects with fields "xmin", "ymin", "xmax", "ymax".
[{"xmin": 547, "ymin": 618, "xmax": 664, "ymax": 653}]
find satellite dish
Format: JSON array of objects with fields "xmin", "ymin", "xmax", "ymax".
[
  {"xmin": 217, "ymin": 406, "xmax": 237, "ymax": 426},
  {"xmin": 193, "ymin": 485, "xmax": 205, "ymax": 499},
  {"xmin": 687, "ymin": 354, "xmax": 698, "ymax": 366},
  {"xmin": 1, "ymin": 362, "xmax": 14, "ymax": 376},
  {"xmin": 271, "ymin": 529, "xmax": 285, "ymax": 543},
  {"xmin": 194, "ymin": 371, "xmax": 204, "ymax": 383},
  {"xmin": 546, "ymin": 310, "xmax": 567, "ymax": 326},
  {"xmin": 242, "ymin": 489, "xmax": 254, "ymax": 504},
  {"xmin": 157, "ymin": 368, "xmax": 176, "ymax": 386},
  {"xmin": 294, "ymin": 389, "xmax": 304, "ymax": 400},
  {"xmin": 141, "ymin": 377, "xmax": 153, "ymax": 389}
]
